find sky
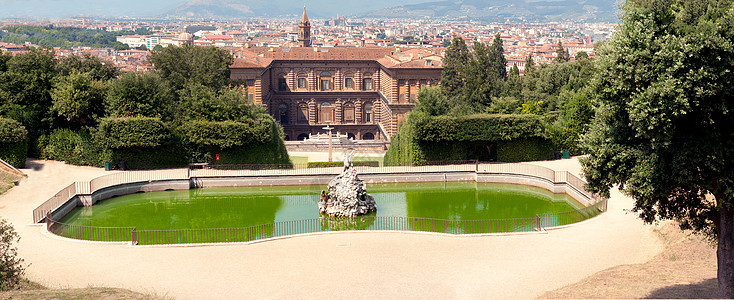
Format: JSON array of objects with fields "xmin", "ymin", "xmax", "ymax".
[
  {"xmin": 0, "ymin": 0, "xmax": 430, "ymax": 19},
  {"xmin": 0, "ymin": 0, "xmax": 186, "ymax": 18}
]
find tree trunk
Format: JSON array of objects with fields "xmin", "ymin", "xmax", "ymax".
[{"xmin": 719, "ymin": 204, "xmax": 734, "ymax": 298}]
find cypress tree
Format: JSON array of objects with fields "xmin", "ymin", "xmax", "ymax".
[{"xmin": 441, "ymin": 37, "xmax": 470, "ymax": 99}]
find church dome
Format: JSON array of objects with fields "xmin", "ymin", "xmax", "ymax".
[{"xmin": 178, "ymin": 32, "xmax": 194, "ymax": 41}]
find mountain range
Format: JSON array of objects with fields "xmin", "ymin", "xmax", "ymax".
[
  {"xmin": 363, "ymin": 0, "xmax": 621, "ymax": 22},
  {"xmin": 166, "ymin": 0, "xmax": 619, "ymax": 22},
  {"xmin": 0, "ymin": 0, "xmax": 620, "ymax": 22}
]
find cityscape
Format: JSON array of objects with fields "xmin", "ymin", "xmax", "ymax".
[
  {"xmin": 1, "ymin": 15, "xmax": 614, "ymax": 72},
  {"xmin": 1, "ymin": 0, "xmax": 733, "ymax": 299}
]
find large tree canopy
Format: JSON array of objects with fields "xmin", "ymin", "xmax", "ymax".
[
  {"xmin": 149, "ymin": 45, "xmax": 232, "ymax": 92},
  {"xmin": 581, "ymin": 0, "xmax": 734, "ymax": 295}
]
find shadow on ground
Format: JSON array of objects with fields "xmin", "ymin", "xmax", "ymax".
[
  {"xmin": 646, "ymin": 278, "xmax": 720, "ymax": 299},
  {"xmin": 24, "ymin": 159, "xmax": 44, "ymax": 171}
]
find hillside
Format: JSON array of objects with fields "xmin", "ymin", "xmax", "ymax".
[{"xmin": 363, "ymin": 0, "xmax": 620, "ymax": 22}]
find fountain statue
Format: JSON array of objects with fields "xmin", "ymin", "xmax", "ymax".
[{"xmin": 318, "ymin": 150, "xmax": 377, "ymax": 217}]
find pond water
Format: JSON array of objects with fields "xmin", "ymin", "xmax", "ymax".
[{"xmin": 60, "ymin": 182, "xmax": 581, "ymax": 230}]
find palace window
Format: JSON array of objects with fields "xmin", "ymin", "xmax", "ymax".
[
  {"xmin": 363, "ymin": 78, "xmax": 373, "ymax": 90},
  {"xmin": 345, "ymin": 78, "xmax": 353, "ymax": 88},
  {"xmin": 320, "ymin": 102, "xmax": 334, "ymax": 123},
  {"xmin": 363, "ymin": 103, "xmax": 373, "ymax": 123},
  {"xmin": 278, "ymin": 103, "xmax": 289, "ymax": 125},
  {"xmin": 298, "ymin": 77, "xmax": 307, "ymax": 88},
  {"xmin": 277, "ymin": 73, "xmax": 287, "ymax": 91},
  {"xmin": 297, "ymin": 103, "xmax": 308, "ymax": 123},
  {"xmin": 320, "ymin": 71, "xmax": 332, "ymax": 91},
  {"xmin": 343, "ymin": 103, "xmax": 355, "ymax": 123}
]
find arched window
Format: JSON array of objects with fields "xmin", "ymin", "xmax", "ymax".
[
  {"xmin": 297, "ymin": 103, "xmax": 308, "ymax": 123},
  {"xmin": 343, "ymin": 102, "xmax": 355, "ymax": 123},
  {"xmin": 297, "ymin": 133, "xmax": 309, "ymax": 141},
  {"xmin": 320, "ymin": 102, "xmax": 333, "ymax": 123},
  {"xmin": 347, "ymin": 132, "xmax": 355, "ymax": 140},
  {"xmin": 363, "ymin": 103, "xmax": 373, "ymax": 123},
  {"xmin": 363, "ymin": 132, "xmax": 375, "ymax": 140},
  {"xmin": 298, "ymin": 77, "xmax": 307, "ymax": 89},
  {"xmin": 278, "ymin": 103, "xmax": 289, "ymax": 125}
]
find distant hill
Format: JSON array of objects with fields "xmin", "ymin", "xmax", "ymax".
[
  {"xmin": 164, "ymin": 0, "xmax": 429, "ymax": 19},
  {"xmin": 363, "ymin": 0, "xmax": 621, "ymax": 22}
]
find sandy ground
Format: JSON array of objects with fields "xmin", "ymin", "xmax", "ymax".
[{"xmin": 0, "ymin": 158, "xmax": 664, "ymax": 299}]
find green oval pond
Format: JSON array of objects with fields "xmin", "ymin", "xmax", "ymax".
[{"xmin": 60, "ymin": 182, "xmax": 582, "ymax": 230}]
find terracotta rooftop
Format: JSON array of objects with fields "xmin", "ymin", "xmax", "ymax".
[{"xmin": 230, "ymin": 46, "xmax": 443, "ymax": 69}]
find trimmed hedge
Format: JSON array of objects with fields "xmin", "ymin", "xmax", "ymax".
[
  {"xmin": 95, "ymin": 117, "xmax": 187, "ymax": 169},
  {"xmin": 307, "ymin": 161, "xmax": 380, "ymax": 168},
  {"xmin": 43, "ymin": 128, "xmax": 105, "ymax": 166},
  {"xmin": 385, "ymin": 114, "xmax": 554, "ymax": 164},
  {"xmin": 194, "ymin": 115, "xmax": 290, "ymax": 165},
  {"xmin": 413, "ymin": 114, "xmax": 548, "ymax": 142},
  {"xmin": 0, "ymin": 118, "xmax": 28, "ymax": 168},
  {"xmin": 96, "ymin": 117, "xmax": 169, "ymax": 149},
  {"xmin": 179, "ymin": 117, "xmax": 271, "ymax": 149}
]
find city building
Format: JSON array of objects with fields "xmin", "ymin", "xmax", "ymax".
[{"xmin": 229, "ymin": 8, "xmax": 443, "ymax": 142}]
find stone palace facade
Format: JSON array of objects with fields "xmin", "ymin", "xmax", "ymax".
[{"xmin": 229, "ymin": 8, "xmax": 443, "ymax": 141}]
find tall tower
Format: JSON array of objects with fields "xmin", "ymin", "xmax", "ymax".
[{"xmin": 298, "ymin": 7, "xmax": 311, "ymax": 47}]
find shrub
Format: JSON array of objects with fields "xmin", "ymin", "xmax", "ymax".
[
  {"xmin": 43, "ymin": 128, "xmax": 104, "ymax": 166},
  {"xmin": 0, "ymin": 118, "xmax": 28, "ymax": 168},
  {"xmin": 0, "ymin": 218, "xmax": 25, "ymax": 291}
]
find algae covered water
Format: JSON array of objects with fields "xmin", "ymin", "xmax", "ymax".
[{"xmin": 60, "ymin": 182, "xmax": 580, "ymax": 230}]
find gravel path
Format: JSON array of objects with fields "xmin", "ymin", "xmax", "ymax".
[{"xmin": 0, "ymin": 158, "xmax": 663, "ymax": 299}]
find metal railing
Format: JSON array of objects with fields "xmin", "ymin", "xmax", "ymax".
[
  {"xmin": 33, "ymin": 160, "xmax": 605, "ymax": 240},
  {"xmin": 45, "ymin": 197, "xmax": 607, "ymax": 246}
]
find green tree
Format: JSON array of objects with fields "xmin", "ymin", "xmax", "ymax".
[
  {"xmin": 463, "ymin": 41, "xmax": 492, "ymax": 110},
  {"xmin": 581, "ymin": 0, "xmax": 734, "ymax": 295},
  {"xmin": 149, "ymin": 45, "xmax": 232, "ymax": 92},
  {"xmin": 413, "ymin": 86, "xmax": 450, "ymax": 116},
  {"xmin": 440, "ymin": 37, "xmax": 470, "ymax": 99},
  {"xmin": 554, "ymin": 41, "xmax": 570, "ymax": 63},
  {"xmin": 488, "ymin": 33, "xmax": 508, "ymax": 79},
  {"xmin": 177, "ymin": 84, "xmax": 262, "ymax": 122},
  {"xmin": 0, "ymin": 48, "xmax": 56, "ymax": 153},
  {"xmin": 524, "ymin": 55, "xmax": 535, "ymax": 75},
  {"xmin": 51, "ymin": 71, "xmax": 107, "ymax": 126},
  {"xmin": 56, "ymin": 53, "xmax": 118, "ymax": 81},
  {"xmin": 0, "ymin": 218, "xmax": 25, "ymax": 291},
  {"xmin": 105, "ymin": 72, "xmax": 173, "ymax": 119}
]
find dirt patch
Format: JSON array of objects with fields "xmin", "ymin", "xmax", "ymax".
[
  {"xmin": 0, "ymin": 170, "xmax": 22, "ymax": 195},
  {"xmin": 540, "ymin": 221, "xmax": 720, "ymax": 299},
  {"xmin": 0, "ymin": 287, "xmax": 164, "ymax": 300}
]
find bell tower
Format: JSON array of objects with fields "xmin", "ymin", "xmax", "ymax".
[{"xmin": 298, "ymin": 7, "xmax": 311, "ymax": 47}]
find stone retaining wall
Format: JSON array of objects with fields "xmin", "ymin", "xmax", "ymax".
[{"xmin": 36, "ymin": 164, "xmax": 598, "ymax": 223}]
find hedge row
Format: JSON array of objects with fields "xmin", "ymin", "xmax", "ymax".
[
  {"xmin": 42, "ymin": 128, "xmax": 105, "ymax": 166},
  {"xmin": 38, "ymin": 115, "xmax": 290, "ymax": 169},
  {"xmin": 385, "ymin": 114, "xmax": 555, "ymax": 164},
  {"xmin": 0, "ymin": 118, "xmax": 28, "ymax": 168},
  {"xmin": 412, "ymin": 114, "xmax": 548, "ymax": 142}
]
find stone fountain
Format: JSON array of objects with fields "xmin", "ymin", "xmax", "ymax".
[{"xmin": 318, "ymin": 151, "xmax": 377, "ymax": 217}]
